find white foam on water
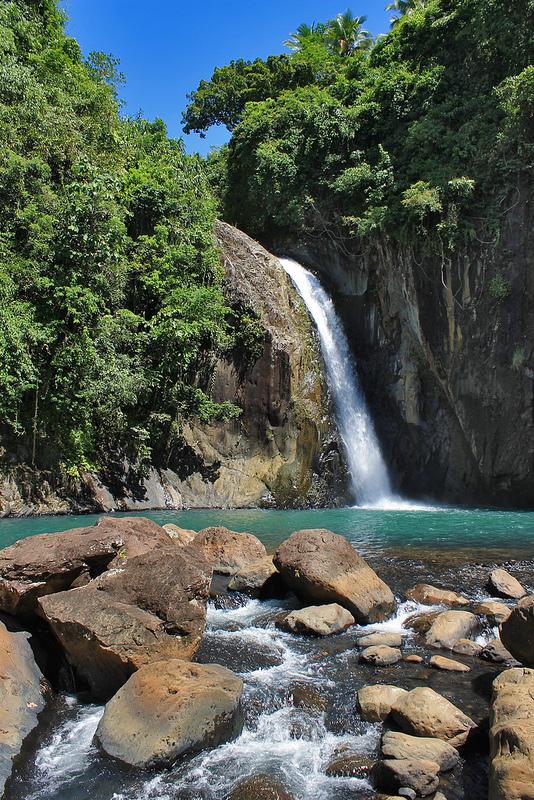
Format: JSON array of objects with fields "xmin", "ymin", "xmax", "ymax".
[
  {"xmin": 170, "ymin": 706, "xmax": 379, "ymax": 800},
  {"xmin": 356, "ymin": 600, "xmax": 440, "ymax": 635},
  {"xmin": 28, "ymin": 698, "xmax": 103, "ymax": 799}
]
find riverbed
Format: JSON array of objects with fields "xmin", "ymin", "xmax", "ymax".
[{"xmin": 2, "ymin": 505, "xmax": 534, "ymax": 799}]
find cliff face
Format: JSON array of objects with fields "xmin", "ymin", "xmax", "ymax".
[
  {"xmin": 0, "ymin": 222, "xmax": 346, "ymax": 516},
  {"xmin": 283, "ymin": 186, "xmax": 534, "ymax": 507}
]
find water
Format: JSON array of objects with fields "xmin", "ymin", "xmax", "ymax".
[
  {"xmin": 280, "ymin": 257, "xmax": 393, "ymax": 506},
  {"xmin": 3, "ymin": 506, "xmax": 534, "ymax": 800}
]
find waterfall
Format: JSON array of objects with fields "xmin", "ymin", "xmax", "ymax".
[{"xmin": 280, "ymin": 257, "xmax": 394, "ymax": 507}]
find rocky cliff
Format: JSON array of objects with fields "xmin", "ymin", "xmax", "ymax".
[
  {"xmin": 281, "ymin": 185, "xmax": 534, "ymax": 507},
  {"xmin": 0, "ymin": 223, "xmax": 346, "ymax": 516}
]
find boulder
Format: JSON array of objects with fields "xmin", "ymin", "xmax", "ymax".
[
  {"xmin": 488, "ymin": 569, "xmax": 527, "ymax": 601},
  {"xmin": 360, "ymin": 645, "xmax": 402, "ymax": 666},
  {"xmin": 357, "ymin": 632, "xmax": 403, "ymax": 648},
  {"xmin": 162, "ymin": 524, "xmax": 197, "ymax": 546},
  {"xmin": 96, "ymin": 659, "xmax": 243, "ymax": 768},
  {"xmin": 500, "ymin": 596, "xmax": 534, "ymax": 667},
  {"xmin": 391, "ymin": 687, "xmax": 476, "ymax": 747},
  {"xmin": 227, "ymin": 557, "xmax": 282, "ymax": 597},
  {"xmin": 452, "ymin": 639, "xmax": 483, "ymax": 657},
  {"xmin": 226, "ymin": 775, "xmax": 293, "ymax": 800},
  {"xmin": 404, "ymin": 655, "xmax": 424, "ymax": 664},
  {"xmin": 381, "ymin": 731, "xmax": 460, "ymax": 771},
  {"xmin": 0, "ymin": 516, "xmax": 171, "ymax": 616},
  {"xmin": 289, "ymin": 684, "xmax": 327, "ymax": 712},
  {"xmin": 194, "ymin": 527, "xmax": 266, "ymax": 574},
  {"xmin": 474, "ymin": 601, "xmax": 512, "ymax": 626},
  {"xmin": 357, "ymin": 685, "xmax": 408, "ymax": 722},
  {"xmin": 325, "ymin": 751, "xmax": 374, "ymax": 777},
  {"xmin": 279, "ymin": 603, "xmax": 354, "ymax": 636},
  {"xmin": 425, "ymin": 611, "xmax": 480, "ymax": 649},
  {"xmin": 430, "ymin": 655, "xmax": 471, "ymax": 673},
  {"xmin": 480, "ymin": 638, "xmax": 517, "ymax": 665},
  {"xmin": 489, "ymin": 667, "xmax": 534, "ymax": 800},
  {"xmin": 0, "ymin": 622, "xmax": 46, "ymax": 795},
  {"xmin": 372, "ymin": 758, "xmax": 440, "ymax": 797},
  {"xmin": 405, "ymin": 612, "xmax": 440, "ymax": 635},
  {"xmin": 405, "ymin": 584, "xmax": 469, "ymax": 607},
  {"xmin": 38, "ymin": 544, "xmax": 211, "ymax": 698},
  {"xmin": 273, "ymin": 529, "xmax": 395, "ymax": 623}
]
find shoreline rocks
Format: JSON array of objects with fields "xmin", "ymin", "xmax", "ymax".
[
  {"xmin": 488, "ymin": 569, "xmax": 526, "ymax": 600},
  {"xmin": 96, "ymin": 659, "xmax": 243, "ymax": 768},
  {"xmin": 405, "ymin": 584, "xmax": 469, "ymax": 608},
  {"xmin": 273, "ymin": 529, "xmax": 395, "ymax": 623},
  {"xmin": 0, "ymin": 621, "xmax": 47, "ymax": 795},
  {"xmin": 227, "ymin": 556, "xmax": 282, "ymax": 597},
  {"xmin": 391, "ymin": 687, "xmax": 477, "ymax": 747},
  {"xmin": 193, "ymin": 527, "xmax": 266, "ymax": 574},
  {"xmin": 357, "ymin": 685, "xmax": 408, "ymax": 722},
  {"xmin": 500, "ymin": 595, "xmax": 534, "ymax": 667},
  {"xmin": 425, "ymin": 610, "xmax": 480, "ymax": 649}
]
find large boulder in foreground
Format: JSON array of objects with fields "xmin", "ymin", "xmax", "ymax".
[
  {"xmin": 0, "ymin": 516, "xmax": 171, "ymax": 616},
  {"xmin": 391, "ymin": 687, "xmax": 476, "ymax": 747},
  {"xmin": 500, "ymin": 596, "xmax": 534, "ymax": 667},
  {"xmin": 273, "ymin": 529, "xmax": 395, "ymax": 623},
  {"xmin": 489, "ymin": 667, "xmax": 534, "ymax": 800},
  {"xmin": 38, "ymin": 544, "xmax": 211, "ymax": 698},
  {"xmin": 194, "ymin": 527, "xmax": 266, "ymax": 574},
  {"xmin": 425, "ymin": 610, "xmax": 480, "ymax": 649},
  {"xmin": 279, "ymin": 603, "xmax": 355, "ymax": 636},
  {"xmin": 0, "ymin": 622, "xmax": 46, "ymax": 795},
  {"xmin": 96, "ymin": 660, "xmax": 243, "ymax": 767}
]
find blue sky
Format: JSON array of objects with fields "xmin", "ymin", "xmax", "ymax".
[{"xmin": 61, "ymin": 1, "xmax": 391, "ymax": 155}]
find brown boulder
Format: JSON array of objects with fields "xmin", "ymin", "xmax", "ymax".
[
  {"xmin": 405, "ymin": 584, "xmax": 469, "ymax": 607},
  {"xmin": 381, "ymin": 731, "xmax": 460, "ymax": 771},
  {"xmin": 0, "ymin": 516, "xmax": 171, "ymax": 616},
  {"xmin": 289, "ymin": 684, "xmax": 328, "ymax": 712},
  {"xmin": 474, "ymin": 601, "xmax": 512, "ymax": 626},
  {"xmin": 360, "ymin": 645, "xmax": 402, "ymax": 666},
  {"xmin": 357, "ymin": 632, "xmax": 403, "ymax": 648},
  {"xmin": 357, "ymin": 685, "xmax": 408, "ymax": 722},
  {"xmin": 430, "ymin": 655, "xmax": 470, "ymax": 673},
  {"xmin": 38, "ymin": 544, "xmax": 211, "ymax": 698},
  {"xmin": 194, "ymin": 527, "xmax": 266, "ymax": 574},
  {"xmin": 325, "ymin": 751, "xmax": 374, "ymax": 777},
  {"xmin": 96, "ymin": 659, "xmax": 243, "ymax": 767},
  {"xmin": 227, "ymin": 556, "xmax": 282, "ymax": 596},
  {"xmin": 488, "ymin": 569, "xmax": 527, "ymax": 601},
  {"xmin": 405, "ymin": 611, "xmax": 440, "ymax": 635},
  {"xmin": 372, "ymin": 758, "xmax": 440, "ymax": 797},
  {"xmin": 480, "ymin": 638, "xmax": 518, "ymax": 665},
  {"xmin": 0, "ymin": 622, "xmax": 46, "ymax": 795},
  {"xmin": 489, "ymin": 668, "xmax": 534, "ymax": 800},
  {"xmin": 226, "ymin": 775, "xmax": 293, "ymax": 800},
  {"xmin": 273, "ymin": 529, "xmax": 395, "ymax": 623},
  {"xmin": 162, "ymin": 524, "xmax": 197, "ymax": 546},
  {"xmin": 391, "ymin": 687, "xmax": 477, "ymax": 747},
  {"xmin": 500, "ymin": 596, "xmax": 534, "ymax": 667},
  {"xmin": 279, "ymin": 603, "xmax": 355, "ymax": 636},
  {"xmin": 425, "ymin": 610, "xmax": 480, "ymax": 649},
  {"xmin": 452, "ymin": 639, "xmax": 483, "ymax": 657}
]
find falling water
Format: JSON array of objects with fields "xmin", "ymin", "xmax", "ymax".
[{"xmin": 280, "ymin": 258, "xmax": 394, "ymax": 507}]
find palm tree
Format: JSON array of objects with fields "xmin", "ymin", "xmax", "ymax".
[
  {"xmin": 386, "ymin": 0, "xmax": 427, "ymax": 25},
  {"xmin": 325, "ymin": 10, "xmax": 372, "ymax": 56},
  {"xmin": 284, "ymin": 22, "xmax": 324, "ymax": 52}
]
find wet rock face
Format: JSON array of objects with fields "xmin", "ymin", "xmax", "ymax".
[
  {"xmin": 357, "ymin": 685, "xmax": 408, "ymax": 722},
  {"xmin": 96, "ymin": 659, "xmax": 244, "ymax": 768},
  {"xmin": 37, "ymin": 544, "xmax": 212, "ymax": 699},
  {"xmin": 226, "ymin": 775, "xmax": 294, "ymax": 800},
  {"xmin": 381, "ymin": 731, "xmax": 460, "ymax": 772},
  {"xmin": 193, "ymin": 527, "xmax": 266, "ymax": 574},
  {"xmin": 227, "ymin": 556, "xmax": 282, "ymax": 597},
  {"xmin": 0, "ymin": 622, "xmax": 46, "ymax": 796},
  {"xmin": 490, "ymin": 667, "xmax": 534, "ymax": 800},
  {"xmin": 274, "ymin": 529, "xmax": 395, "ymax": 623},
  {"xmin": 372, "ymin": 758, "xmax": 440, "ymax": 797},
  {"xmin": 0, "ymin": 516, "xmax": 171, "ymax": 616},
  {"xmin": 500, "ymin": 596, "xmax": 534, "ymax": 667},
  {"xmin": 405, "ymin": 584, "xmax": 469, "ymax": 607},
  {"xmin": 391, "ymin": 687, "xmax": 477, "ymax": 747}
]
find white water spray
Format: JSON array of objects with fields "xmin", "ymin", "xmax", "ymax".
[{"xmin": 280, "ymin": 258, "xmax": 394, "ymax": 507}]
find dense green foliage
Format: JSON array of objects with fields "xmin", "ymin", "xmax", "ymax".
[
  {"xmin": 187, "ymin": 0, "xmax": 533, "ymax": 247},
  {"xmin": 0, "ymin": 0, "xmax": 258, "ymax": 475}
]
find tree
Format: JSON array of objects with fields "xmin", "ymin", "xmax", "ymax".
[
  {"xmin": 284, "ymin": 22, "xmax": 325, "ymax": 52},
  {"xmin": 386, "ymin": 0, "xmax": 427, "ymax": 25},
  {"xmin": 325, "ymin": 10, "xmax": 372, "ymax": 56}
]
